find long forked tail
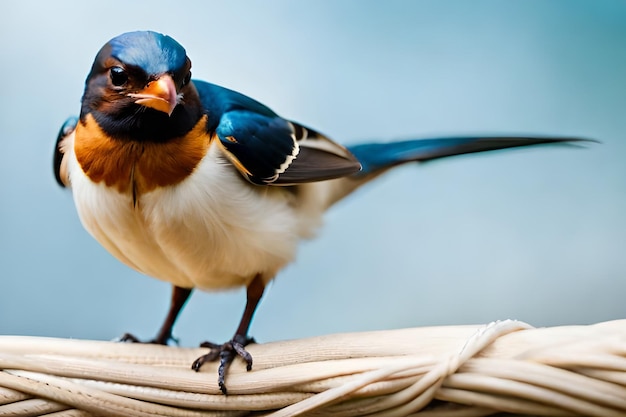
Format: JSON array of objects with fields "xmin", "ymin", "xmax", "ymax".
[{"xmin": 318, "ymin": 136, "xmax": 593, "ymax": 208}]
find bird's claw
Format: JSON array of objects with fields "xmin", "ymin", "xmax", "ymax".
[
  {"xmin": 116, "ymin": 332, "xmax": 143, "ymax": 343},
  {"xmin": 116, "ymin": 332, "xmax": 176, "ymax": 345},
  {"xmin": 191, "ymin": 335, "xmax": 255, "ymax": 395}
]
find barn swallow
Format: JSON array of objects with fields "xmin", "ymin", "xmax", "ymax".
[{"xmin": 54, "ymin": 30, "xmax": 588, "ymax": 394}]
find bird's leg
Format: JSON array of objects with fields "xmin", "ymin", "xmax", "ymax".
[
  {"xmin": 119, "ymin": 285, "xmax": 192, "ymax": 345},
  {"xmin": 192, "ymin": 274, "xmax": 265, "ymax": 394}
]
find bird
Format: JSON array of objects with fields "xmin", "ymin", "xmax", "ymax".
[{"xmin": 53, "ymin": 30, "xmax": 588, "ymax": 394}]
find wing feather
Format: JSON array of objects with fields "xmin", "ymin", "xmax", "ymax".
[
  {"xmin": 196, "ymin": 81, "xmax": 360, "ymax": 185},
  {"xmin": 53, "ymin": 116, "xmax": 78, "ymax": 188}
]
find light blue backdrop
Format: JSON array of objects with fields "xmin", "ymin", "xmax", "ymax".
[{"xmin": 1, "ymin": 0, "xmax": 624, "ymax": 346}]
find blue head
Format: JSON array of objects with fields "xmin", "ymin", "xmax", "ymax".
[
  {"xmin": 80, "ymin": 31, "xmax": 202, "ymax": 141},
  {"xmin": 105, "ymin": 31, "xmax": 187, "ymax": 77}
]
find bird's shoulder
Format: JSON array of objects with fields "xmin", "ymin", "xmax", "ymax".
[{"xmin": 193, "ymin": 80, "xmax": 278, "ymax": 128}]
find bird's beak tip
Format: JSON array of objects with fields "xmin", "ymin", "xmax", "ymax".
[{"xmin": 129, "ymin": 74, "xmax": 178, "ymax": 116}]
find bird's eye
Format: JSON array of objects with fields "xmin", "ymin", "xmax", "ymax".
[
  {"xmin": 110, "ymin": 66, "xmax": 128, "ymax": 86},
  {"xmin": 182, "ymin": 71, "xmax": 192, "ymax": 86}
]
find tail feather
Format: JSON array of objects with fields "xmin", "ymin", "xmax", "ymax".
[
  {"xmin": 348, "ymin": 136, "xmax": 590, "ymax": 175},
  {"xmin": 315, "ymin": 136, "xmax": 593, "ymax": 209}
]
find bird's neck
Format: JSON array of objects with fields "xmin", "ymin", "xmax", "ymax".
[{"xmin": 74, "ymin": 113, "xmax": 213, "ymax": 200}]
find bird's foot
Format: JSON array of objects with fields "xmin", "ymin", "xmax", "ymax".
[
  {"xmin": 116, "ymin": 332, "xmax": 177, "ymax": 346},
  {"xmin": 191, "ymin": 334, "xmax": 256, "ymax": 395}
]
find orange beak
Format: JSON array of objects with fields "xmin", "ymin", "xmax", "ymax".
[{"xmin": 128, "ymin": 74, "xmax": 178, "ymax": 116}]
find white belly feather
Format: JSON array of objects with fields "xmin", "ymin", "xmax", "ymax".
[{"xmin": 67, "ymin": 142, "xmax": 323, "ymax": 290}]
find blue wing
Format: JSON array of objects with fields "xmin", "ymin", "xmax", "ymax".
[
  {"xmin": 194, "ymin": 80, "xmax": 361, "ymax": 185},
  {"xmin": 192, "ymin": 81, "xmax": 588, "ymax": 185}
]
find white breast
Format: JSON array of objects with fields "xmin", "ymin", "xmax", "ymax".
[{"xmin": 66, "ymin": 142, "xmax": 322, "ymax": 290}]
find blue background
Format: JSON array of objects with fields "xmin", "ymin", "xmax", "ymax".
[{"xmin": 1, "ymin": 0, "xmax": 624, "ymax": 345}]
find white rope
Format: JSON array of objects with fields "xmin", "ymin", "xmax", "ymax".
[{"xmin": 0, "ymin": 319, "xmax": 624, "ymax": 416}]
